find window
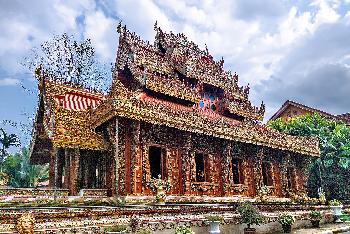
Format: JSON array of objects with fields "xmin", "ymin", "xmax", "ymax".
[
  {"xmin": 195, "ymin": 153, "xmax": 207, "ymax": 182},
  {"xmin": 149, "ymin": 146, "xmax": 166, "ymax": 179},
  {"xmin": 232, "ymin": 158, "xmax": 243, "ymax": 184},
  {"xmin": 262, "ymin": 162, "xmax": 273, "ymax": 186}
]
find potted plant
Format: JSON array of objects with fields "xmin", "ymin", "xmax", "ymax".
[
  {"xmin": 237, "ymin": 203, "xmax": 265, "ymax": 234},
  {"xmin": 329, "ymin": 199, "xmax": 343, "ymax": 222},
  {"xmin": 175, "ymin": 225, "xmax": 195, "ymax": 234},
  {"xmin": 309, "ymin": 210, "xmax": 322, "ymax": 228},
  {"xmin": 104, "ymin": 224, "xmax": 127, "ymax": 234},
  {"xmin": 205, "ymin": 215, "xmax": 223, "ymax": 234},
  {"xmin": 278, "ymin": 212, "xmax": 295, "ymax": 233},
  {"xmin": 257, "ymin": 185, "xmax": 271, "ymax": 203},
  {"xmin": 319, "ymin": 191, "xmax": 326, "ymax": 205},
  {"xmin": 148, "ymin": 175, "xmax": 172, "ymax": 204}
]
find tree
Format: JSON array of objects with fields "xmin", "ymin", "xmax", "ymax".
[
  {"xmin": 268, "ymin": 113, "xmax": 350, "ymax": 200},
  {"xmin": 23, "ymin": 33, "xmax": 112, "ymax": 92},
  {"xmin": 2, "ymin": 147, "xmax": 48, "ymax": 187},
  {"xmin": 0, "ymin": 128, "xmax": 20, "ymax": 163}
]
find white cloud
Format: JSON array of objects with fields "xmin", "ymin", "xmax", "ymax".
[
  {"xmin": 0, "ymin": 0, "xmax": 349, "ymax": 117},
  {"xmin": 345, "ymin": 11, "xmax": 350, "ymax": 24},
  {"xmin": 0, "ymin": 78, "xmax": 20, "ymax": 86},
  {"xmin": 84, "ymin": 10, "xmax": 117, "ymax": 61}
]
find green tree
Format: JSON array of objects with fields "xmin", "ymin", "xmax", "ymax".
[
  {"xmin": 268, "ymin": 113, "xmax": 350, "ymax": 200},
  {"xmin": 0, "ymin": 128, "xmax": 20, "ymax": 165},
  {"xmin": 2, "ymin": 147, "xmax": 48, "ymax": 187}
]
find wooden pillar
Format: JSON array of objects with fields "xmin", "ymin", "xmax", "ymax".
[
  {"xmin": 124, "ymin": 126, "xmax": 131, "ymax": 194},
  {"xmin": 253, "ymin": 148, "xmax": 264, "ymax": 193},
  {"xmin": 114, "ymin": 118, "xmax": 120, "ymax": 196},
  {"xmin": 280, "ymin": 153, "xmax": 291, "ymax": 197},
  {"xmin": 56, "ymin": 150, "xmax": 64, "ymax": 188},
  {"xmin": 132, "ymin": 121, "xmax": 142, "ymax": 195},
  {"xmin": 133, "ymin": 144, "xmax": 143, "ymax": 194},
  {"xmin": 299, "ymin": 156, "xmax": 312, "ymax": 193},
  {"xmin": 68, "ymin": 149, "xmax": 80, "ymax": 195},
  {"xmin": 182, "ymin": 133, "xmax": 192, "ymax": 195},
  {"xmin": 244, "ymin": 158, "xmax": 256, "ymax": 196},
  {"xmin": 221, "ymin": 143, "xmax": 231, "ymax": 196},
  {"xmin": 63, "ymin": 149, "xmax": 70, "ymax": 189},
  {"xmin": 271, "ymin": 161, "xmax": 282, "ymax": 197},
  {"xmin": 48, "ymin": 148, "xmax": 58, "ymax": 187},
  {"xmin": 106, "ymin": 149, "xmax": 115, "ymax": 196}
]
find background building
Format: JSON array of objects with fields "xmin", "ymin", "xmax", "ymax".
[{"xmin": 270, "ymin": 100, "xmax": 350, "ymax": 124}]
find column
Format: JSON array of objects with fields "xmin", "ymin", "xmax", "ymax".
[
  {"xmin": 68, "ymin": 149, "xmax": 80, "ymax": 195},
  {"xmin": 56, "ymin": 150, "xmax": 64, "ymax": 188},
  {"xmin": 221, "ymin": 143, "xmax": 231, "ymax": 196},
  {"xmin": 63, "ymin": 149, "xmax": 70, "ymax": 189},
  {"xmin": 253, "ymin": 147, "xmax": 264, "ymax": 193},
  {"xmin": 298, "ymin": 156, "xmax": 312, "ymax": 193},
  {"xmin": 48, "ymin": 148, "xmax": 58, "ymax": 187},
  {"xmin": 280, "ymin": 153, "xmax": 291, "ymax": 197},
  {"xmin": 182, "ymin": 133, "xmax": 192, "ymax": 195}
]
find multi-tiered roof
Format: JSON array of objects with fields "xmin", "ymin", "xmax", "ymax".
[{"xmin": 30, "ymin": 23, "xmax": 320, "ymax": 163}]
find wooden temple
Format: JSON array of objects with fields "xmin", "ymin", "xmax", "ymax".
[{"xmin": 29, "ymin": 23, "xmax": 320, "ymax": 198}]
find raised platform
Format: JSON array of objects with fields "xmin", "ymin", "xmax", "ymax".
[{"xmin": 0, "ymin": 202, "xmax": 340, "ymax": 233}]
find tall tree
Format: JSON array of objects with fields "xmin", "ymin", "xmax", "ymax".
[
  {"xmin": 23, "ymin": 33, "xmax": 112, "ymax": 92},
  {"xmin": 0, "ymin": 128, "xmax": 20, "ymax": 163},
  {"xmin": 268, "ymin": 113, "xmax": 350, "ymax": 200}
]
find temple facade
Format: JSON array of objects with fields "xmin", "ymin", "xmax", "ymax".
[{"xmin": 30, "ymin": 23, "xmax": 319, "ymax": 198}]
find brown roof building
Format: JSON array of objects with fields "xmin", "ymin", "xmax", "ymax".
[
  {"xmin": 270, "ymin": 100, "xmax": 350, "ymax": 124},
  {"xmin": 29, "ymin": 23, "xmax": 320, "ymax": 199}
]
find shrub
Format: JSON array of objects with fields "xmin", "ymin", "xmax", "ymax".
[
  {"xmin": 278, "ymin": 213, "xmax": 295, "ymax": 226},
  {"xmin": 237, "ymin": 202, "xmax": 264, "ymax": 228},
  {"xmin": 329, "ymin": 199, "xmax": 342, "ymax": 206},
  {"xmin": 205, "ymin": 214, "xmax": 223, "ymax": 222},
  {"xmin": 175, "ymin": 225, "xmax": 195, "ymax": 234},
  {"xmin": 104, "ymin": 224, "xmax": 127, "ymax": 232},
  {"xmin": 309, "ymin": 210, "xmax": 322, "ymax": 221}
]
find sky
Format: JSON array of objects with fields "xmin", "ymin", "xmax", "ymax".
[{"xmin": 0, "ymin": 0, "xmax": 350, "ymax": 149}]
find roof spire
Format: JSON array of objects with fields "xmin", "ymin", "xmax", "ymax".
[
  {"xmin": 205, "ymin": 44, "xmax": 209, "ymax": 55},
  {"xmin": 117, "ymin": 21, "xmax": 122, "ymax": 33}
]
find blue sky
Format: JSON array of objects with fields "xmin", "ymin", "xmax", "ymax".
[{"xmin": 1, "ymin": 0, "xmax": 350, "ymax": 150}]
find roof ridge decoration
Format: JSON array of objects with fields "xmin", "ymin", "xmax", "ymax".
[
  {"xmin": 114, "ymin": 22, "xmax": 265, "ymax": 121},
  {"xmin": 91, "ymin": 86, "xmax": 319, "ymax": 156}
]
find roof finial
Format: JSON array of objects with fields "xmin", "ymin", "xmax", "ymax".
[
  {"xmin": 205, "ymin": 44, "xmax": 209, "ymax": 55},
  {"xmin": 117, "ymin": 21, "xmax": 122, "ymax": 33},
  {"xmin": 219, "ymin": 57, "xmax": 224, "ymax": 68}
]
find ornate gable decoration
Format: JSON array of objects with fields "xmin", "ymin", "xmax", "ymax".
[{"xmin": 114, "ymin": 22, "xmax": 265, "ymax": 121}]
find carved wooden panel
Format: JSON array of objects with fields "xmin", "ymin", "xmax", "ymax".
[
  {"xmin": 245, "ymin": 158, "xmax": 256, "ymax": 196},
  {"xmin": 166, "ymin": 148, "xmax": 180, "ymax": 194},
  {"xmin": 124, "ymin": 129, "xmax": 132, "ymax": 195},
  {"xmin": 272, "ymin": 161, "xmax": 282, "ymax": 197},
  {"xmin": 141, "ymin": 145, "xmax": 152, "ymax": 195},
  {"xmin": 133, "ymin": 144, "xmax": 143, "ymax": 194}
]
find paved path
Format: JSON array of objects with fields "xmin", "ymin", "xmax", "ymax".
[{"xmin": 271, "ymin": 223, "xmax": 350, "ymax": 234}]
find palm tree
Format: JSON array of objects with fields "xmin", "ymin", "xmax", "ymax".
[
  {"xmin": 0, "ymin": 128, "xmax": 20, "ymax": 163},
  {"xmin": 3, "ymin": 147, "xmax": 49, "ymax": 187}
]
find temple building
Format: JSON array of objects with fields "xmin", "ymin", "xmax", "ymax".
[
  {"xmin": 30, "ymin": 23, "xmax": 320, "ymax": 199},
  {"xmin": 270, "ymin": 100, "xmax": 350, "ymax": 125}
]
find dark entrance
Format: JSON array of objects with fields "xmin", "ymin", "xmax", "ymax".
[{"xmin": 149, "ymin": 146, "xmax": 166, "ymax": 179}]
